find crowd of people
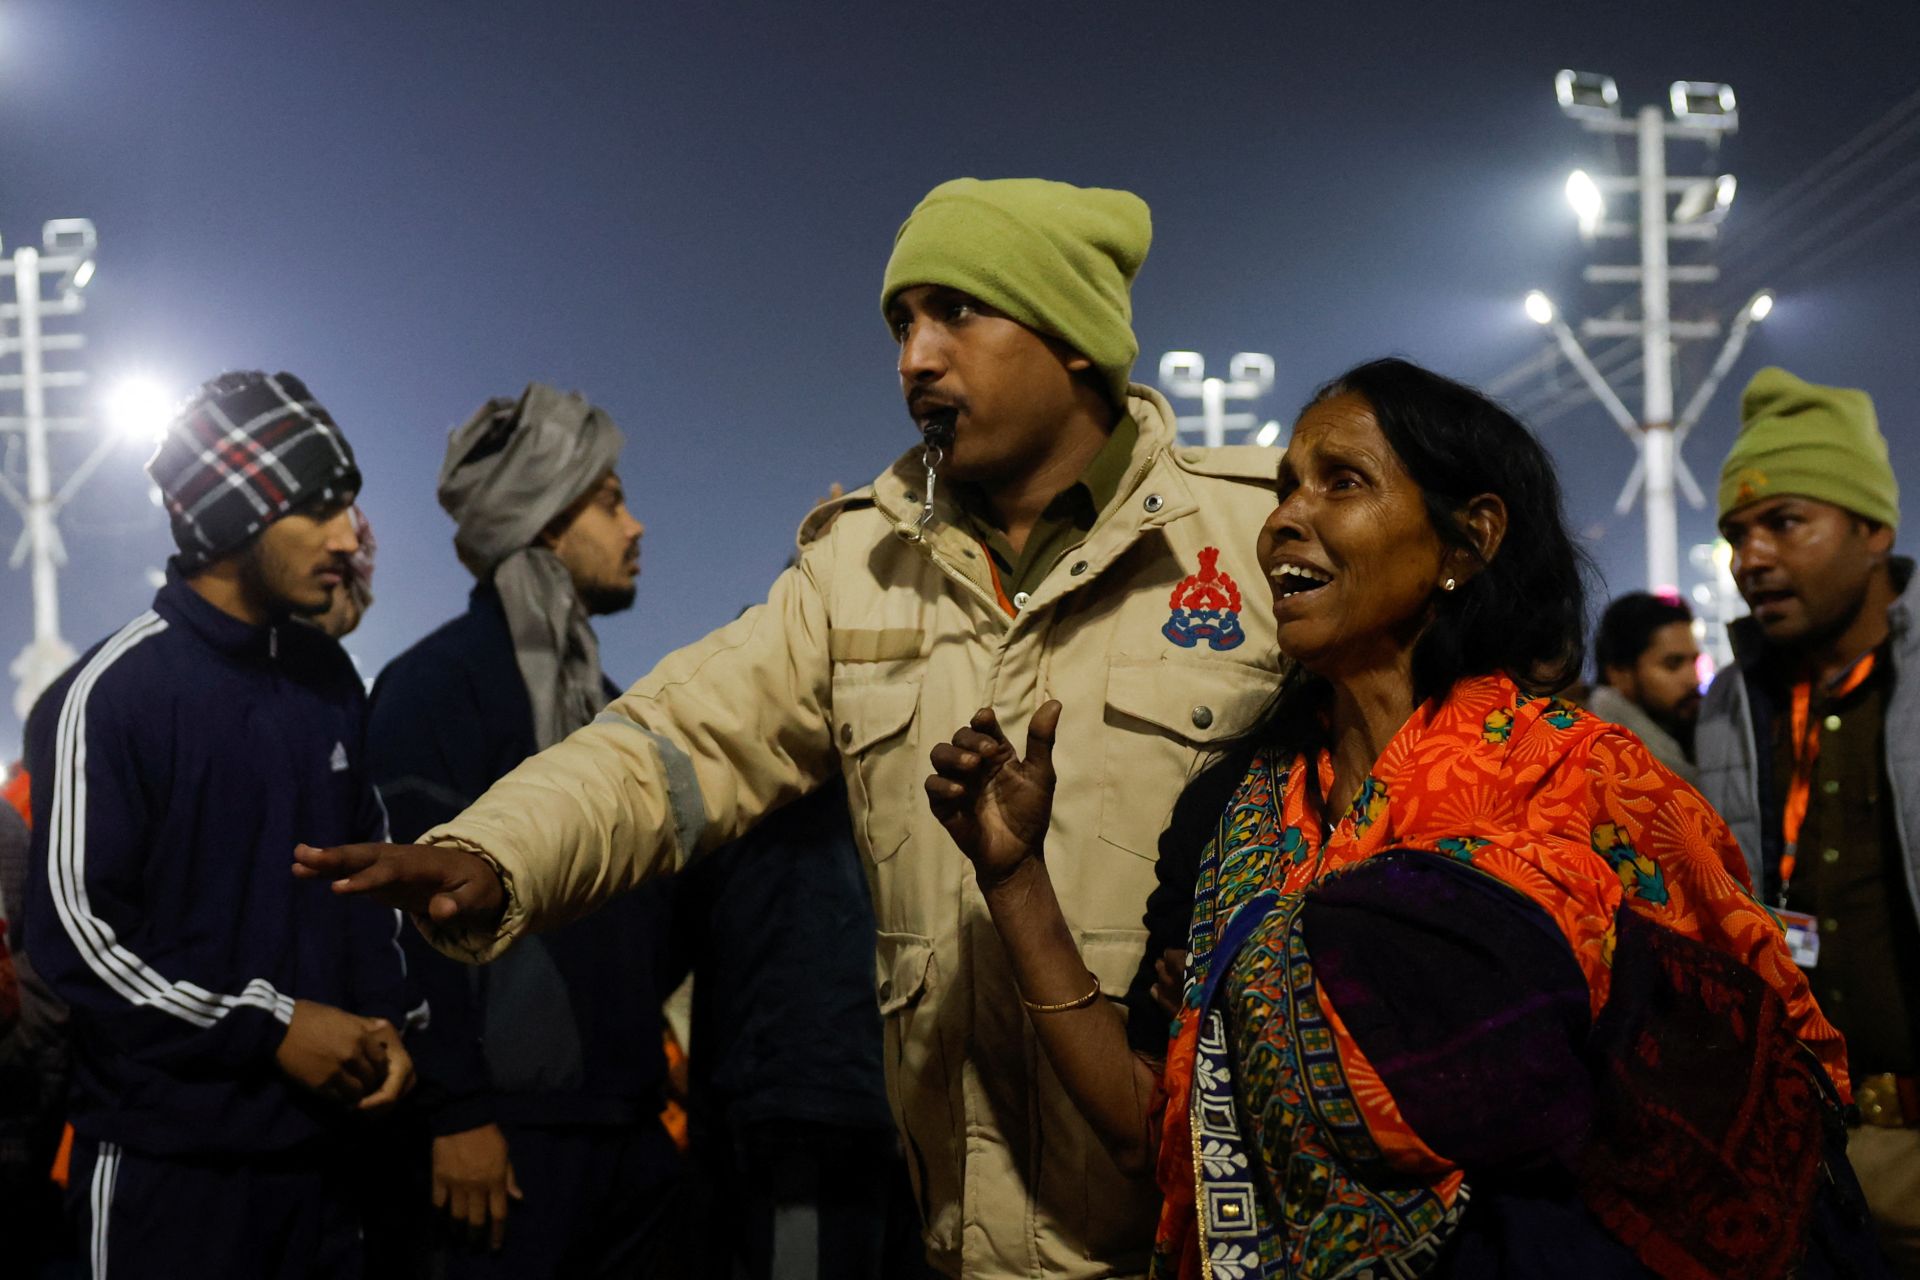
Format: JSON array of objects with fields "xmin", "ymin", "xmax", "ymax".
[{"xmin": 0, "ymin": 175, "xmax": 1912, "ymax": 1280}]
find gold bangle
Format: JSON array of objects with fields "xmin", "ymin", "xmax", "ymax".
[{"xmin": 1022, "ymin": 979, "xmax": 1102, "ymax": 1014}]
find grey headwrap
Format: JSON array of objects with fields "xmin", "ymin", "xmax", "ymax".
[{"xmin": 437, "ymin": 383, "xmax": 626, "ymax": 749}]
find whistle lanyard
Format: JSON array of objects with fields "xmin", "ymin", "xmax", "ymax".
[{"xmin": 1776, "ymin": 651, "xmax": 1877, "ymax": 907}]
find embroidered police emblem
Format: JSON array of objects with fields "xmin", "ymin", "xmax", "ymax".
[{"xmin": 1163, "ymin": 547, "xmax": 1245, "ymax": 651}]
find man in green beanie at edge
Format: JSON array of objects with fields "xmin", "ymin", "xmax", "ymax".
[
  {"xmin": 1697, "ymin": 366, "xmax": 1920, "ymax": 1272},
  {"xmin": 297, "ymin": 177, "xmax": 1283, "ymax": 1277}
]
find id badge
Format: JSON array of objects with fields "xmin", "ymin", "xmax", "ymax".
[{"xmin": 1777, "ymin": 908, "xmax": 1821, "ymax": 969}]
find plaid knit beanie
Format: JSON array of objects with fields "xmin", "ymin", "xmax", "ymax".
[
  {"xmin": 880, "ymin": 177, "xmax": 1152, "ymax": 407},
  {"xmin": 146, "ymin": 371, "xmax": 361, "ymax": 569},
  {"xmin": 1719, "ymin": 366, "xmax": 1898, "ymax": 528}
]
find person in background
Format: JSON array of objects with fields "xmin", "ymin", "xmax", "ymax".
[
  {"xmin": 297, "ymin": 176, "xmax": 1286, "ymax": 1279},
  {"xmin": 1586, "ymin": 590, "xmax": 1702, "ymax": 785},
  {"xmin": 22, "ymin": 371, "xmax": 417, "ymax": 1279},
  {"xmin": 309, "ymin": 505, "xmax": 377, "ymax": 641},
  {"xmin": 366, "ymin": 383, "xmax": 683, "ymax": 1277},
  {"xmin": 1697, "ymin": 366, "xmax": 1920, "ymax": 1274}
]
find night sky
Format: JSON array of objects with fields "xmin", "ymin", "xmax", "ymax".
[{"xmin": 2, "ymin": 0, "xmax": 1915, "ymax": 751}]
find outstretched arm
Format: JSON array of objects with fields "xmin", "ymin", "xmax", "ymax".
[{"xmin": 926, "ymin": 703, "xmax": 1162, "ymax": 1174}]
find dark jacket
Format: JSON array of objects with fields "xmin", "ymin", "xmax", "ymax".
[
  {"xmin": 367, "ymin": 583, "xmax": 673, "ymax": 1134},
  {"xmin": 22, "ymin": 570, "xmax": 411, "ymax": 1156},
  {"xmin": 1696, "ymin": 557, "xmax": 1919, "ymax": 910},
  {"xmin": 672, "ymin": 784, "xmax": 891, "ymax": 1134}
]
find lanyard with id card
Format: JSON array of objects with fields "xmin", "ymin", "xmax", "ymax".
[
  {"xmin": 1776, "ymin": 908, "xmax": 1821, "ymax": 968},
  {"xmin": 1773, "ymin": 650, "xmax": 1875, "ymax": 970}
]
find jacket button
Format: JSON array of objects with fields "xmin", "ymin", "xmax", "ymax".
[
  {"xmin": 1823, "ymin": 714, "xmax": 1842, "ymax": 732},
  {"xmin": 1821, "ymin": 779, "xmax": 1840, "ymax": 797},
  {"xmin": 840, "ymin": 723, "xmax": 853, "ymax": 746},
  {"xmin": 1143, "ymin": 493, "xmax": 1164, "ymax": 513},
  {"xmin": 1070, "ymin": 561, "xmax": 1088, "ymax": 576},
  {"xmin": 1191, "ymin": 706, "xmax": 1214, "ymax": 729},
  {"xmin": 1822, "ymin": 847, "xmax": 1841, "ymax": 865},
  {"xmin": 1012, "ymin": 591, "xmax": 1031, "ymax": 609}
]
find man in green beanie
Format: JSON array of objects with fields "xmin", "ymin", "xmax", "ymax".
[
  {"xmin": 297, "ymin": 177, "xmax": 1283, "ymax": 1278},
  {"xmin": 1696, "ymin": 366, "xmax": 1920, "ymax": 1271}
]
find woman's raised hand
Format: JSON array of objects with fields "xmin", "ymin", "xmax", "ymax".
[{"xmin": 926, "ymin": 701, "xmax": 1061, "ymax": 887}]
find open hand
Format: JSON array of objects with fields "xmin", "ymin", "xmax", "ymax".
[
  {"xmin": 293, "ymin": 842, "xmax": 504, "ymax": 929},
  {"xmin": 433, "ymin": 1123, "xmax": 523, "ymax": 1253},
  {"xmin": 926, "ymin": 701, "xmax": 1061, "ymax": 887}
]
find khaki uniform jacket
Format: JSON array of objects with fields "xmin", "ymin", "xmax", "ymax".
[{"xmin": 424, "ymin": 386, "xmax": 1282, "ymax": 1278}]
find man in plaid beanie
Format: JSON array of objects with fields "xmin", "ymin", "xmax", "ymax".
[{"xmin": 23, "ymin": 370, "xmax": 418, "ymax": 1278}]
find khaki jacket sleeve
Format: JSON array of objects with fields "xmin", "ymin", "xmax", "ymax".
[{"xmin": 420, "ymin": 548, "xmax": 838, "ymax": 961}]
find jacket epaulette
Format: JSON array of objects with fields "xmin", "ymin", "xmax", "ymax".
[
  {"xmin": 796, "ymin": 486, "xmax": 877, "ymax": 549},
  {"xmin": 1168, "ymin": 443, "xmax": 1280, "ymax": 484}
]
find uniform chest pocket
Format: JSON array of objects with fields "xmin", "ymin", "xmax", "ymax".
[
  {"xmin": 831, "ymin": 673, "xmax": 922, "ymax": 863},
  {"xmin": 1098, "ymin": 657, "xmax": 1275, "ymax": 859}
]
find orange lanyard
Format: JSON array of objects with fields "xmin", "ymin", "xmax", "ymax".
[
  {"xmin": 980, "ymin": 540, "xmax": 1018, "ymax": 618},
  {"xmin": 1777, "ymin": 651, "xmax": 1876, "ymax": 902}
]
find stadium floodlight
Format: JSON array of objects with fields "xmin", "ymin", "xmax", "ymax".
[
  {"xmin": 1254, "ymin": 420, "xmax": 1281, "ymax": 447},
  {"xmin": 1746, "ymin": 290, "xmax": 1774, "ymax": 322},
  {"xmin": 1524, "ymin": 291, "xmax": 1555, "ymax": 325},
  {"xmin": 71, "ymin": 258, "xmax": 95, "ymax": 289},
  {"xmin": 1673, "ymin": 173, "xmax": 1737, "ymax": 224},
  {"xmin": 1554, "ymin": 70, "xmax": 1620, "ymax": 121},
  {"xmin": 105, "ymin": 376, "xmax": 175, "ymax": 445},
  {"xmin": 1565, "ymin": 169, "xmax": 1606, "ymax": 234},
  {"xmin": 1670, "ymin": 81, "xmax": 1738, "ymax": 130}
]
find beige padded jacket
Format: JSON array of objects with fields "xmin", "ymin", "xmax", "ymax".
[{"xmin": 422, "ymin": 385, "xmax": 1282, "ymax": 1278}]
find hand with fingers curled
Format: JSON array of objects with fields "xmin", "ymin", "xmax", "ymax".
[
  {"xmin": 274, "ymin": 999, "xmax": 415, "ymax": 1109},
  {"xmin": 433, "ymin": 1122, "xmax": 523, "ymax": 1253},
  {"xmin": 925, "ymin": 700, "xmax": 1062, "ymax": 890},
  {"xmin": 292, "ymin": 841, "xmax": 506, "ymax": 930}
]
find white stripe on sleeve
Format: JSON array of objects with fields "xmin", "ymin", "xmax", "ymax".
[{"xmin": 48, "ymin": 613, "xmax": 296, "ymax": 1031}]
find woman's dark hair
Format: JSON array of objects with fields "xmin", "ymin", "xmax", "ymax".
[
  {"xmin": 1254, "ymin": 357, "xmax": 1593, "ymax": 754},
  {"xmin": 1593, "ymin": 591, "xmax": 1693, "ymax": 678}
]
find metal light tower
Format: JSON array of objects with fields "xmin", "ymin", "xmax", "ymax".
[
  {"xmin": 0, "ymin": 219, "xmax": 102, "ymax": 721},
  {"xmin": 1526, "ymin": 72, "xmax": 1766, "ymax": 593},
  {"xmin": 1158, "ymin": 351, "xmax": 1281, "ymax": 447}
]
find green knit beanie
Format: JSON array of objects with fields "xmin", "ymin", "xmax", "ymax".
[
  {"xmin": 1719, "ymin": 366, "xmax": 1899, "ymax": 528},
  {"xmin": 880, "ymin": 177, "xmax": 1151, "ymax": 406}
]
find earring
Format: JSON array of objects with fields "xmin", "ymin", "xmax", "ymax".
[{"xmin": 1442, "ymin": 577, "xmax": 1457, "ymax": 592}]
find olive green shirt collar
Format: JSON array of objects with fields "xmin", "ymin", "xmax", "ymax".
[{"xmin": 963, "ymin": 415, "xmax": 1140, "ymax": 601}]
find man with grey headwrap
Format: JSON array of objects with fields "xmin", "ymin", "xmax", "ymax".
[{"xmin": 365, "ymin": 384, "xmax": 682, "ymax": 1276}]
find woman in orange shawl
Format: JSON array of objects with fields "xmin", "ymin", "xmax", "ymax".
[{"xmin": 926, "ymin": 359, "xmax": 1883, "ymax": 1278}]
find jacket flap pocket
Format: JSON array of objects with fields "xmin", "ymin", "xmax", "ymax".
[
  {"xmin": 875, "ymin": 930, "xmax": 934, "ymax": 1015},
  {"xmin": 1076, "ymin": 927, "xmax": 1151, "ymax": 1001},
  {"xmin": 831, "ymin": 678, "xmax": 920, "ymax": 755},
  {"xmin": 829, "ymin": 628, "xmax": 926, "ymax": 663},
  {"xmin": 1104, "ymin": 658, "xmax": 1273, "ymax": 744}
]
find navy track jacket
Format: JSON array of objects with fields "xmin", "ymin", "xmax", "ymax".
[{"xmin": 23, "ymin": 570, "xmax": 415, "ymax": 1157}]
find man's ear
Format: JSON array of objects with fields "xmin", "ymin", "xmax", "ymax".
[{"xmin": 1862, "ymin": 519, "xmax": 1895, "ymax": 559}]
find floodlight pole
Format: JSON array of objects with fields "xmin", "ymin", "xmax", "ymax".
[
  {"xmin": 1547, "ymin": 78, "xmax": 1748, "ymax": 594},
  {"xmin": 1, "ymin": 224, "xmax": 97, "ymax": 722},
  {"xmin": 1159, "ymin": 351, "xmax": 1276, "ymax": 446},
  {"xmin": 1635, "ymin": 105, "xmax": 1682, "ymax": 591},
  {"xmin": 12, "ymin": 248, "xmax": 73, "ymax": 713}
]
